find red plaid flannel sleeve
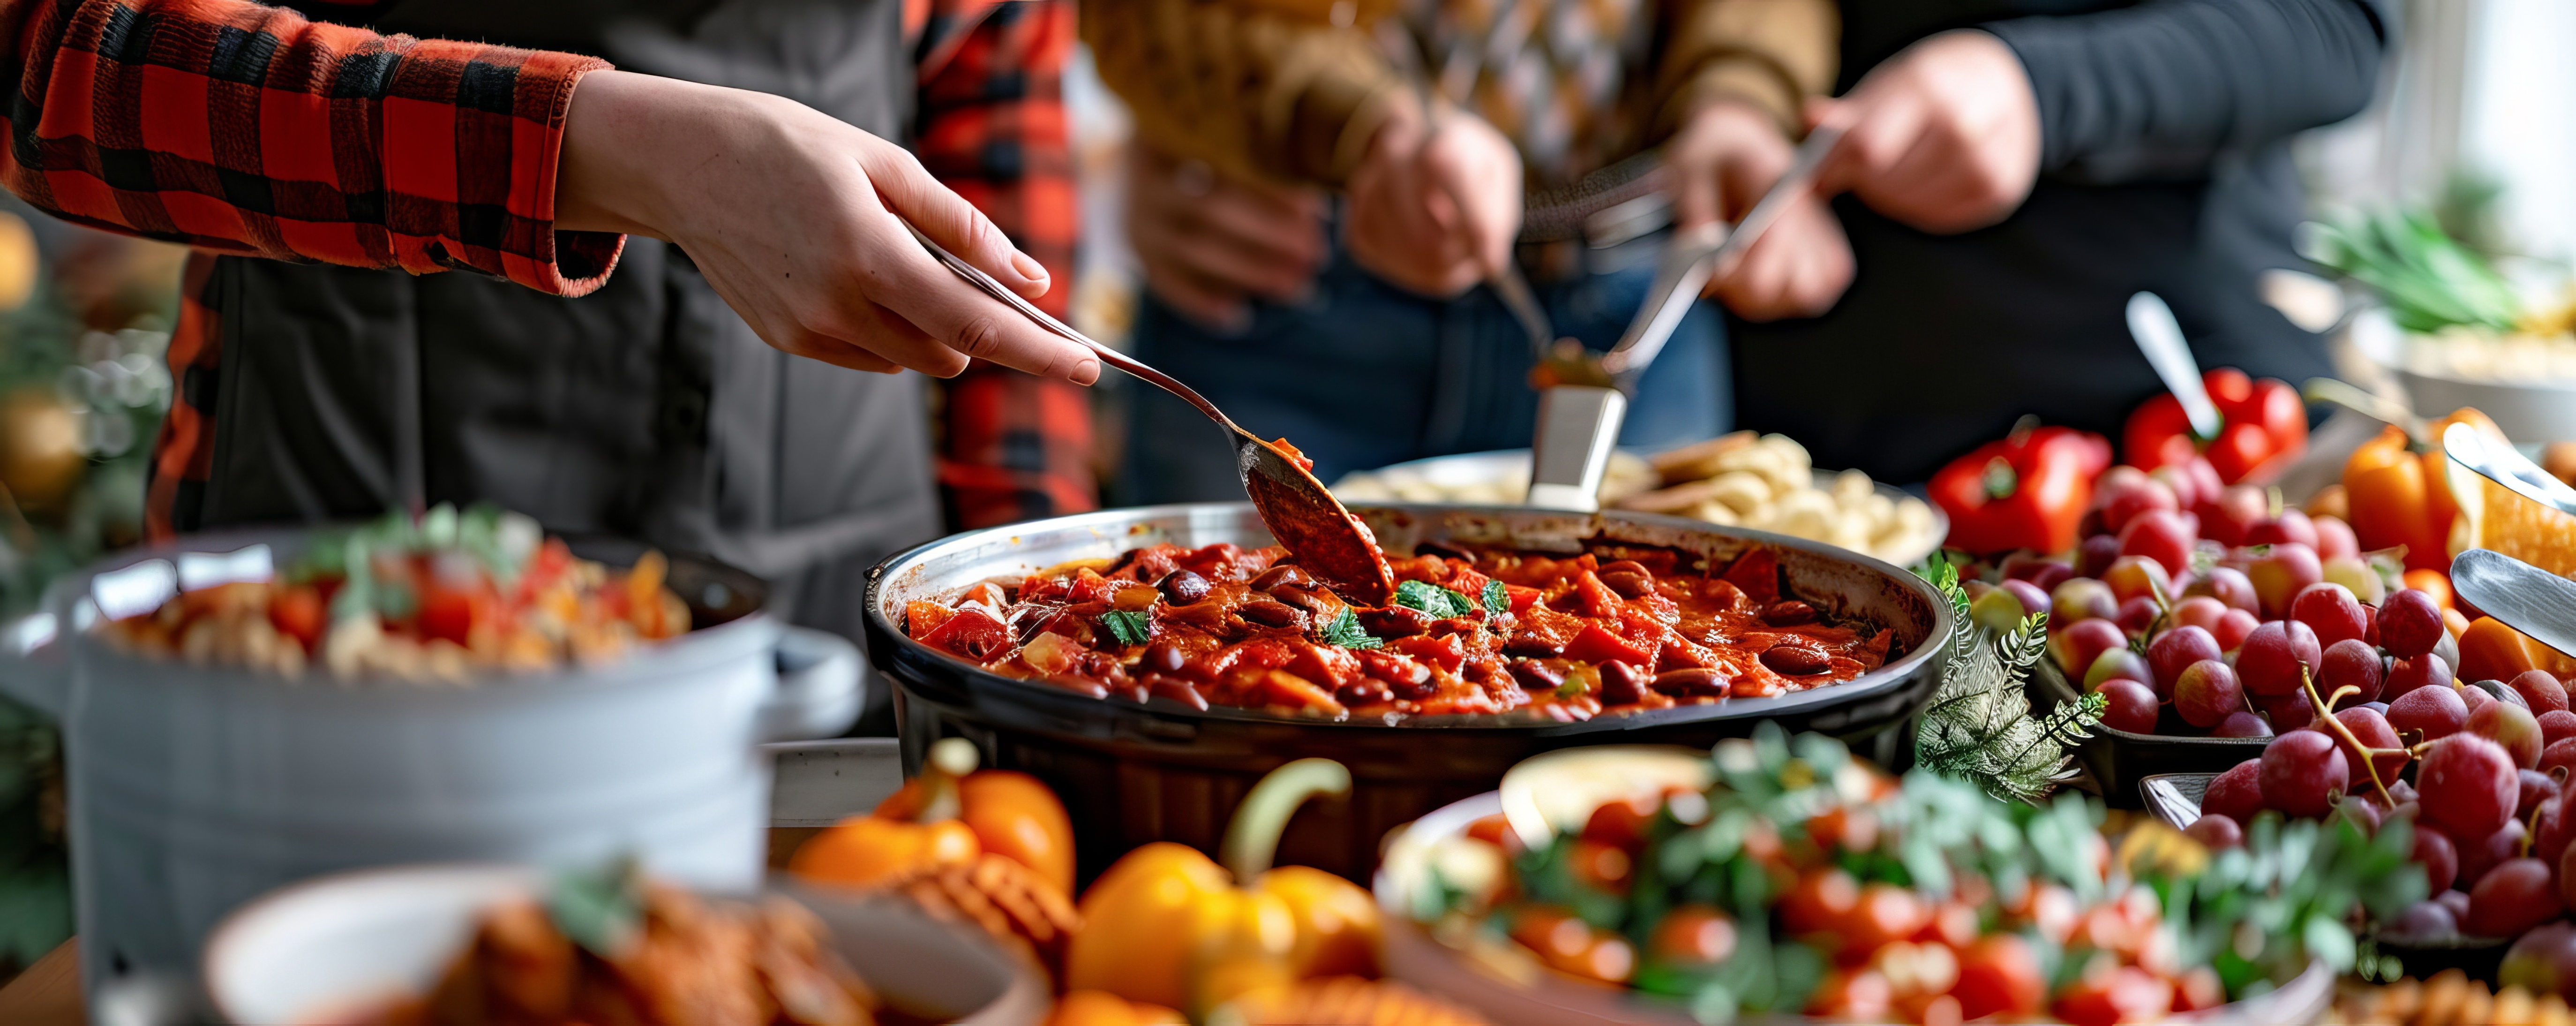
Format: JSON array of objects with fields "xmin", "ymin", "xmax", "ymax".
[
  {"xmin": 914, "ymin": 0, "xmax": 1096, "ymax": 529},
  {"xmin": 0, "ymin": 0, "xmax": 623, "ymax": 296}
]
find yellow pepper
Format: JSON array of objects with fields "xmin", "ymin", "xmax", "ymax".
[
  {"xmin": 1065, "ymin": 759, "xmax": 1383, "ymax": 1017},
  {"xmin": 792, "ymin": 737, "xmax": 1073, "ymax": 893}
]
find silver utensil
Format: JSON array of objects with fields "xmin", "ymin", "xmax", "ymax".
[
  {"xmin": 2443, "ymin": 421, "xmax": 2576, "ymax": 518},
  {"xmin": 1524, "ymin": 124, "xmax": 1843, "ymax": 511},
  {"xmin": 2125, "ymin": 292, "xmax": 2221, "ymax": 439},
  {"xmin": 2451, "ymin": 548, "xmax": 2576, "ymax": 664},
  {"xmin": 2302, "ymin": 377, "xmax": 2427, "ymax": 442},
  {"xmin": 903, "ymin": 223, "xmax": 1396, "ymax": 604}
]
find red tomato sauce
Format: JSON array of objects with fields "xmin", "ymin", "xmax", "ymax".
[{"xmin": 903, "ymin": 541, "xmax": 1893, "ymax": 722}]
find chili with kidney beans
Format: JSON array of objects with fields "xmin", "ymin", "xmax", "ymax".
[{"xmin": 903, "ymin": 541, "xmax": 1892, "ymax": 722}]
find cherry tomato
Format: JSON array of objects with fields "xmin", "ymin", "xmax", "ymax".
[
  {"xmin": 1648, "ymin": 905, "xmax": 1736, "ymax": 966},
  {"xmin": 269, "ymin": 585, "xmax": 325, "ymax": 649},
  {"xmin": 1806, "ymin": 968, "xmax": 1893, "ymax": 1021},
  {"xmin": 1951, "ymin": 934, "xmax": 2045, "ymax": 1021},
  {"xmin": 1846, "ymin": 883, "xmax": 1932, "ymax": 954},
  {"xmin": 1566, "ymin": 840, "xmax": 1633, "ymax": 895},
  {"xmin": 1581, "ymin": 794, "xmax": 1657, "ymax": 850},
  {"xmin": 2052, "ymin": 964, "xmax": 2174, "ymax": 1026},
  {"xmin": 1780, "ymin": 867, "xmax": 1860, "ymax": 937}
]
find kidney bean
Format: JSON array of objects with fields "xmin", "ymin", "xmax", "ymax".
[
  {"xmin": 1251, "ymin": 565, "xmax": 1314, "ymax": 591},
  {"xmin": 1269, "ymin": 584, "xmax": 1337, "ymax": 618},
  {"xmin": 1358, "ymin": 606, "xmax": 1431, "ymax": 638},
  {"xmin": 1598, "ymin": 660, "xmax": 1647, "ymax": 705},
  {"xmin": 1761, "ymin": 600, "xmax": 1817, "ymax": 626},
  {"xmin": 1157, "ymin": 570, "xmax": 1210, "ymax": 606},
  {"xmin": 1599, "ymin": 570, "xmax": 1653, "ymax": 599},
  {"xmin": 1508, "ymin": 659, "xmax": 1567, "ymax": 692},
  {"xmin": 1504, "ymin": 633, "xmax": 1566, "ymax": 659},
  {"xmin": 1653, "ymin": 668, "xmax": 1729, "ymax": 697},
  {"xmin": 1760, "ymin": 643, "xmax": 1830, "ymax": 676},
  {"xmin": 1239, "ymin": 599, "xmax": 1305, "ymax": 629}
]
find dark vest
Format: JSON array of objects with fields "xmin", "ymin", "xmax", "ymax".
[{"xmin": 191, "ymin": 0, "xmax": 938, "ymax": 650}]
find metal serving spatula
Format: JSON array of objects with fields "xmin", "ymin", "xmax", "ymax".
[
  {"xmin": 2451, "ymin": 548, "xmax": 2576, "ymax": 664},
  {"xmin": 1525, "ymin": 124, "xmax": 1845, "ymax": 511},
  {"xmin": 904, "ymin": 224, "xmax": 1397, "ymax": 604}
]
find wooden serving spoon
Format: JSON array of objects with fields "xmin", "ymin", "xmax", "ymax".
[{"xmin": 902, "ymin": 223, "xmax": 1397, "ymax": 605}]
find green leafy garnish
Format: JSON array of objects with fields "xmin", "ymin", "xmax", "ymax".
[
  {"xmin": 1099, "ymin": 609, "xmax": 1151, "ymax": 647},
  {"xmin": 1914, "ymin": 560, "xmax": 2102, "ymax": 804},
  {"xmin": 1481, "ymin": 580, "xmax": 1509, "ymax": 617},
  {"xmin": 1319, "ymin": 609, "xmax": 1382, "ymax": 649},
  {"xmin": 548, "ymin": 855, "xmax": 645, "ymax": 958},
  {"xmin": 1395, "ymin": 580, "xmax": 1476, "ymax": 619},
  {"xmin": 2307, "ymin": 207, "xmax": 2523, "ymax": 333}
]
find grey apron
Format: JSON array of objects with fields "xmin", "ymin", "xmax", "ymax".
[{"xmin": 187, "ymin": 0, "xmax": 937, "ymax": 716}]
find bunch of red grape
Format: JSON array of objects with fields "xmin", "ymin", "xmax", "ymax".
[
  {"xmin": 2188, "ymin": 663, "xmax": 2576, "ymax": 963},
  {"xmin": 1962, "ymin": 456, "xmax": 2481, "ymax": 741}
]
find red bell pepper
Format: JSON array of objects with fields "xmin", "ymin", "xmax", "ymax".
[
  {"xmin": 1931, "ymin": 424, "xmax": 2113, "ymax": 556},
  {"xmin": 2121, "ymin": 368, "xmax": 2308, "ymax": 485}
]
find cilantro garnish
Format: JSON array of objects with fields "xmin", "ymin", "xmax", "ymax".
[
  {"xmin": 1481, "ymin": 579, "xmax": 1509, "ymax": 617},
  {"xmin": 1099, "ymin": 609, "xmax": 1152, "ymax": 647},
  {"xmin": 1395, "ymin": 580, "xmax": 1477, "ymax": 619},
  {"xmin": 548, "ymin": 855, "xmax": 644, "ymax": 958},
  {"xmin": 1320, "ymin": 608, "xmax": 1382, "ymax": 649}
]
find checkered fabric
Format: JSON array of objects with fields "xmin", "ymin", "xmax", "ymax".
[
  {"xmin": 0, "ymin": 0, "xmax": 622, "ymax": 295},
  {"xmin": 0, "ymin": 0, "xmax": 1094, "ymax": 537},
  {"xmin": 911, "ymin": 0, "xmax": 1099, "ymax": 528}
]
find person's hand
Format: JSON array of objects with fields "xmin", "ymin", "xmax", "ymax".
[
  {"xmin": 1343, "ymin": 104, "xmax": 1522, "ymax": 297},
  {"xmin": 1662, "ymin": 101, "xmax": 1853, "ymax": 321},
  {"xmin": 1125, "ymin": 142, "xmax": 1329, "ymax": 331},
  {"xmin": 1808, "ymin": 30, "xmax": 2040, "ymax": 234},
  {"xmin": 555, "ymin": 71, "xmax": 1099, "ymax": 383}
]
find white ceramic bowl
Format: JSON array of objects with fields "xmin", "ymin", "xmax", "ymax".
[
  {"xmin": 203, "ymin": 863, "xmax": 1046, "ymax": 1026},
  {"xmin": 1376, "ymin": 786, "xmax": 2336, "ymax": 1025}
]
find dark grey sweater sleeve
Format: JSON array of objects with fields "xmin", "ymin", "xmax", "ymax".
[{"xmin": 1982, "ymin": 0, "xmax": 2390, "ymax": 181}]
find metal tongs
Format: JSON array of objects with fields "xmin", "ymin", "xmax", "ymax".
[{"xmin": 1525, "ymin": 124, "xmax": 1845, "ymax": 510}]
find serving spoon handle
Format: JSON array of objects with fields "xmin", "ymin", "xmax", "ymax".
[{"xmin": 901, "ymin": 223, "xmax": 1397, "ymax": 604}]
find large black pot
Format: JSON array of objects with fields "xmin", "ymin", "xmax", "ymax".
[{"xmin": 864, "ymin": 504, "xmax": 1951, "ymax": 882}]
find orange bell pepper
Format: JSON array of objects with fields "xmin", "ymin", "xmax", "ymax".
[
  {"xmin": 2402, "ymin": 568, "xmax": 2456, "ymax": 611},
  {"xmin": 874, "ymin": 739, "xmax": 1077, "ymax": 896},
  {"xmin": 1065, "ymin": 759, "xmax": 1381, "ymax": 1017},
  {"xmin": 2457, "ymin": 616, "xmax": 2576, "ymax": 684},
  {"xmin": 1045, "ymin": 991, "xmax": 1187, "ymax": 1026},
  {"xmin": 2344, "ymin": 425, "xmax": 2450, "ymax": 572},
  {"xmin": 792, "ymin": 738, "xmax": 1073, "ymax": 893},
  {"xmin": 787, "ymin": 812, "xmax": 980, "ymax": 888}
]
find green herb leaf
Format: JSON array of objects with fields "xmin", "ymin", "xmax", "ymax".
[
  {"xmin": 1319, "ymin": 608, "xmax": 1382, "ymax": 649},
  {"xmin": 548, "ymin": 855, "xmax": 644, "ymax": 958},
  {"xmin": 1099, "ymin": 609, "xmax": 1151, "ymax": 648},
  {"xmin": 1395, "ymin": 580, "xmax": 1476, "ymax": 619},
  {"xmin": 1482, "ymin": 580, "xmax": 1509, "ymax": 617}
]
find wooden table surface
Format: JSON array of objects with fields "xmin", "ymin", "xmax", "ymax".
[{"xmin": 0, "ymin": 941, "xmax": 82, "ymax": 1026}]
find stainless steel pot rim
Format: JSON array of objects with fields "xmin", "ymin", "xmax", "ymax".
[
  {"xmin": 866, "ymin": 501, "xmax": 1951, "ymax": 731},
  {"xmin": 23, "ymin": 524, "xmax": 779, "ymax": 698}
]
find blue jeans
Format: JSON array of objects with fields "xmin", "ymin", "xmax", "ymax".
[{"xmin": 1114, "ymin": 246, "xmax": 1730, "ymax": 504}]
